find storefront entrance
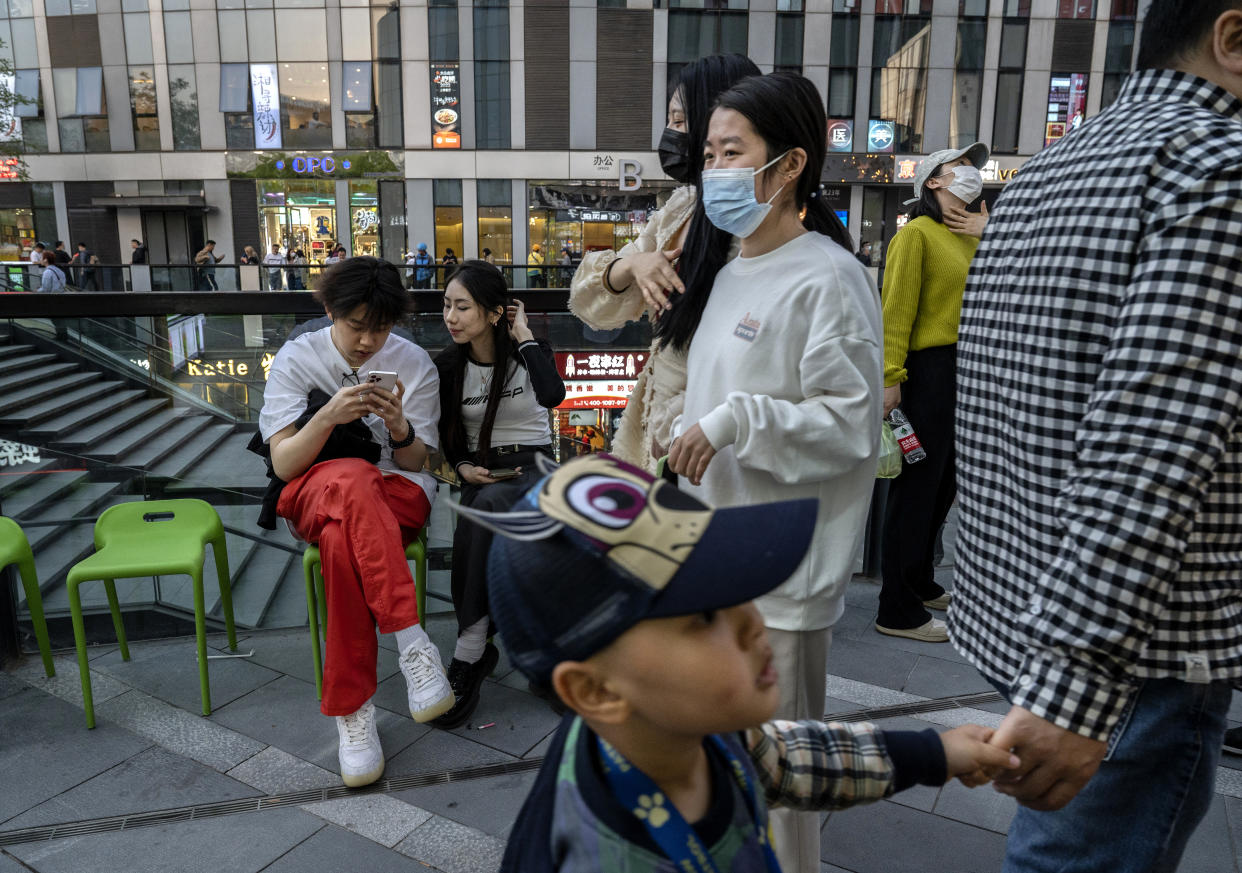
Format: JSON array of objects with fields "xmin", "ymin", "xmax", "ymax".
[
  {"xmin": 259, "ymin": 180, "xmax": 337, "ymax": 264},
  {"xmin": 527, "ymin": 182, "xmax": 674, "ymax": 258}
]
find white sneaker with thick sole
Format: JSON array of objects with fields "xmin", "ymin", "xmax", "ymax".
[
  {"xmin": 399, "ymin": 638, "xmax": 456, "ymax": 722},
  {"xmin": 336, "ymin": 700, "xmax": 385, "ymax": 787}
]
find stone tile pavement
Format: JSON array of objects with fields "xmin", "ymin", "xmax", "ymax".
[{"xmin": 3, "ymin": 565, "xmax": 1242, "ymax": 871}]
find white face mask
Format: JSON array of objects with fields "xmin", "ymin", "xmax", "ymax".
[
  {"xmin": 942, "ymin": 165, "xmax": 983, "ymax": 204},
  {"xmin": 700, "ymin": 151, "xmax": 790, "ymax": 239}
]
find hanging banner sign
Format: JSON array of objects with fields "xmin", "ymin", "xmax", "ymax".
[
  {"xmin": 556, "ymin": 351, "xmax": 646, "ymax": 380},
  {"xmin": 430, "ymin": 63, "xmax": 461, "ymax": 149},
  {"xmin": 250, "ymin": 63, "xmax": 282, "ymax": 150}
]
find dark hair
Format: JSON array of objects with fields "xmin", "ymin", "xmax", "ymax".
[
  {"xmin": 438, "ymin": 260, "xmax": 524, "ymax": 467},
  {"xmin": 907, "ymin": 168, "xmax": 946, "ymax": 224},
  {"xmin": 314, "ymin": 256, "xmax": 409, "ymax": 330},
  {"xmin": 55, "ymin": 240, "xmax": 63, "ymax": 247},
  {"xmin": 77, "ymin": 242, "xmax": 86, "ymax": 247},
  {"xmin": 130, "ymin": 239, "xmax": 140, "ymax": 245},
  {"xmin": 1137, "ymin": 1, "xmax": 1242, "ymax": 69},
  {"xmin": 658, "ymin": 72, "xmax": 852, "ymax": 352},
  {"xmin": 652, "ymin": 53, "xmax": 761, "ymax": 353},
  {"xmin": 205, "ymin": 239, "xmax": 216, "ymax": 246}
]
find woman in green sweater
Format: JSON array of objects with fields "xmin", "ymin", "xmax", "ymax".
[{"xmin": 876, "ymin": 143, "xmax": 990, "ymax": 641}]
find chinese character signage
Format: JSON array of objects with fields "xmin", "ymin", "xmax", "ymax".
[
  {"xmin": 431, "ymin": 64, "xmax": 461, "ymax": 149},
  {"xmin": 827, "ymin": 120, "xmax": 853, "ymax": 153},
  {"xmin": 866, "ymin": 121, "xmax": 895, "ymax": 153},
  {"xmin": 557, "ymin": 381, "xmax": 638, "ymax": 410},
  {"xmin": 896, "ymin": 158, "xmax": 918, "ymax": 181},
  {"xmin": 250, "ymin": 64, "xmax": 282, "ymax": 150},
  {"xmin": 556, "ymin": 352, "xmax": 646, "ymax": 380}
]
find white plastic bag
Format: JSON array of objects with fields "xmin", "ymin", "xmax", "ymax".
[{"xmin": 876, "ymin": 422, "xmax": 902, "ymax": 479}]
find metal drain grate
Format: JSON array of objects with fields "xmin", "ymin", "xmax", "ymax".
[
  {"xmin": 0, "ymin": 692, "xmax": 1005, "ymax": 848},
  {"xmin": 828, "ymin": 690, "xmax": 1004, "ymax": 723}
]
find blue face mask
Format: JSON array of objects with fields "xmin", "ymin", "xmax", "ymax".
[{"xmin": 700, "ymin": 151, "xmax": 790, "ymax": 239}]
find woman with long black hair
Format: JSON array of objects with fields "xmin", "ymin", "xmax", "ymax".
[
  {"xmin": 434, "ymin": 261, "xmax": 565, "ymax": 728},
  {"xmin": 569, "ymin": 53, "xmax": 759, "ymax": 472},
  {"xmin": 668, "ymin": 72, "xmax": 882, "ymax": 873}
]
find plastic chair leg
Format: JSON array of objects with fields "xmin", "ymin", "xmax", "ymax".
[
  {"xmin": 314, "ymin": 565, "xmax": 326, "ymax": 631},
  {"xmin": 67, "ymin": 578, "xmax": 96, "ymax": 729},
  {"xmin": 415, "ymin": 551, "xmax": 427, "ymax": 625},
  {"xmin": 102, "ymin": 579, "xmax": 130, "ymax": 661},
  {"xmin": 17, "ymin": 556, "xmax": 54, "ymax": 677},
  {"xmin": 303, "ymin": 554, "xmax": 324, "ymax": 701},
  {"xmin": 211, "ymin": 536, "xmax": 238, "ymax": 652},
  {"xmin": 192, "ymin": 569, "xmax": 211, "ymax": 716}
]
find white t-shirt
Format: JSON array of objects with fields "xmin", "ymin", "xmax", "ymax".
[
  {"xmin": 678, "ymin": 231, "xmax": 883, "ymax": 632},
  {"xmin": 460, "ymin": 356, "xmax": 552, "ymax": 451},
  {"xmin": 263, "ymin": 252, "xmax": 285, "ymax": 266},
  {"xmin": 259, "ymin": 325, "xmax": 441, "ymax": 503}
]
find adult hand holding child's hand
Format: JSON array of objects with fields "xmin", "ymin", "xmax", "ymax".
[{"xmin": 940, "ymin": 724, "xmax": 1021, "ymax": 789}]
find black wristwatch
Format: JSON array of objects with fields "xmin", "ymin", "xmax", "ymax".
[{"xmin": 388, "ymin": 419, "xmax": 416, "ymax": 449}]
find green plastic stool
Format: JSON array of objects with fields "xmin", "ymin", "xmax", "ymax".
[
  {"xmin": 0, "ymin": 516, "xmax": 56, "ymax": 678},
  {"xmin": 303, "ymin": 527, "xmax": 428, "ymax": 701},
  {"xmin": 66, "ymin": 498, "xmax": 238, "ymax": 729}
]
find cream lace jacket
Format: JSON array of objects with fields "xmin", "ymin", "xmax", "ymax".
[{"xmin": 569, "ymin": 186, "xmax": 726, "ymax": 474}]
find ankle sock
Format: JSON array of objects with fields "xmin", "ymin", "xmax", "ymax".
[
  {"xmin": 453, "ymin": 617, "xmax": 489, "ymax": 664},
  {"xmin": 394, "ymin": 623, "xmax": 430, "ymax": 655}
]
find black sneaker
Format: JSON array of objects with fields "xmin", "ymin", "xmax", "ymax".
[
  {"xmin": 429, "ymin": 643, "xmax": 500, "ymax": 730},
  {"xmin": 1223, "ymin": 726, "xmax": 1242, "ymax": 756}
]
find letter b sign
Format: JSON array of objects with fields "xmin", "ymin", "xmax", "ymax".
[{"xmin": 619, "ymin": 159, "xmax": 642, "ymax": 192}]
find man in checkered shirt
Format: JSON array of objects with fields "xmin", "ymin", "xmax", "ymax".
[{"xmin": 950, "ymin": 2, "xmax": 1242, "ymax": 870}]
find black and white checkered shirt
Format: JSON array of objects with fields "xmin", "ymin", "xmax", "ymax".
[{"xmin": 949, "ymin": 69, "xmax": 1242, "ymax": 741}]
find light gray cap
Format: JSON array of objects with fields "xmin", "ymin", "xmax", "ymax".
[{"xmin": 903, "ymin": 142, "xmax": 990, "ymax": 206}]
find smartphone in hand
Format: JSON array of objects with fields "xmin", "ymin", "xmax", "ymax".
[
  {"xmin": 362, "ymin": 370, "xmax": 398, "ymax": 394},
  {"xmin": 488, "ymin": 468, "xmax": 521, "ymax": 480}
]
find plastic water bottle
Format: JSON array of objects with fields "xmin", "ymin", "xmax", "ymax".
[{"xmin": 886, "ymin": 408, "xmax": 927, "ymax": 464}]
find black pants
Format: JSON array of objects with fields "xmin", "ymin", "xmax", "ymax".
[
  {"xmin": 450, "ymin": 449, "xmax": 548, "ymax": 636},
  {"xmin": 878, "ymin": 344, "xmax": 956, "ymax": 629}
]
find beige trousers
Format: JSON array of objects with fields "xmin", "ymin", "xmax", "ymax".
[{"xmin": 765, "ymin": 626, "xmax": 833, "ymax": 873}]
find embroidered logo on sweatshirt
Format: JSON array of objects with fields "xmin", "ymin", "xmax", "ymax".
[{"xmin": 733, "ymin": 313, "xmax": 761, "ymax": 342}]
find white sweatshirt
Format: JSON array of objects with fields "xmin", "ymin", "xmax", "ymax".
[{"xmin": 679, "ymin": 231, "xmax": 883, "ymax": 631}]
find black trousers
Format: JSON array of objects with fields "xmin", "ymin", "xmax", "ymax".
[
  {"xmin": 450, "ymin": 448, "xmax": 548, "ymax": 637},
  {"xmin": 878, "ymin": 344, "xmax": 956, "ymax": 629}
]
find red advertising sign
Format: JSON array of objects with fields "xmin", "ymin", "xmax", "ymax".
[{"xmin": 556, "ymin": 351, "xmax": 647, "ymax": 380}]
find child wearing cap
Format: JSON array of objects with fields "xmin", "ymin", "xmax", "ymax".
[{"xmin": 454, "ymin": 455, "xmax": 1018, "ymax": 872}]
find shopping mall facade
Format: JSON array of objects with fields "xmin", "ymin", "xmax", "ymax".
[{"xmin": 0, "ymin": 0, "xmax": 1141, "ymax": 267}]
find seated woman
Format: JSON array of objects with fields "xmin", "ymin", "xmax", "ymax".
[
  {"xmin": 259, "ymin": 256, "xmax": 453, "ymax": 788},
  {"xmin": 433, "ymin": 261, "xmax": 565, "ymax": 727}
]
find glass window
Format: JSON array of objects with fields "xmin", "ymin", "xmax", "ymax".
[
  {"xmin": 279, "ymin": 61, "xmax": 331, "ymax": 148},
  {"xmin": 872, "ymin": 10, "xmax": 931, "ymax": 153},
  {"xmin": 667, "ymin": 9, "xmax": 748, "ymax": 63},
  {"xmin": 124, "ymin": 12, "xmax": 153, "ymax": 64},
  {"xmin": 122, "ymin": 0, "xmax": 146, "ymax": 9},
  {"xmin": 474, "ymin": 59, "xmax": 510, "ymax": 149},
  {"xmin": 247, "ymin": 10, "xmax": 276, "ymax": 62},
  {"xmin": 959, "ymin": 0, "xmax": 986, "ymax": 13},
  {"xmin": 8, "ymin": 0, "xmax": 33, "ymax": 16},
  {"xmin": 164, "ymin": 12, "xmax": 194, "ymax": 63},
  {"xmin": 1110, "ymin": 0, "xmax": 1136, "ymax": 18},
  {"xmin": 1002, "ymin": 0, "xmax": 1030, "ymax": 13},
  {"xmin": 478, "ymin": 205, "xmax": 511, "ymax": 263},
  {"xmin": 376, "ymin": 59, "xmax": 402, "ymax": 148},
  {"xmin": 951, "ymin": 19, "xmax": 985, "ymax": 149},
  {"xmin": 52, "ymin": 68, "xmax": 76, "ymax": 117},
  {"xmin": 827, "ymin": 68, "xmax": 855, "ymax": 118},
  {"xmin": 379, "ymin": 179, "xmax": 405, "ymax": 262},
  {"xmin": 225, "ymin": 112, "xmax": 253, "ymax": 149},
  {"xmin": 218, "ymin": 11, "xmax": 248, "ymax": 62},
  {"xmin": 1104, "ymin": 20, "xmax": 1133, "ymax": 72},
  {"xmin": 76, "ymin": 67, "xmax": 102, "ymax": 115},
  {"xmin": 343, "ymin": 62, "xmax": 371, "ymax": 110},
  {"xmin": 220, "ymin": 63, "xmax": 250, "ymax": 112},
  {"xmin": 0, "ymin": 23, "xmax": 14, "ymax": 67},
  {"xmin": 474, "ymin": 0, "xmax": 508, "ymax": 61},
  {"xmin": 830, "ymin": 13, "xmax": 859, "ymax": 66},
  {"xmin": 345, "ymin": 112, "xmax": 374, "ymax": 148},
  {"xmin": 774, "ymin": 12, "xmax": 803, "ymax": 74},
  {"xmin": 993, "ymin": 71, "xmax": 1023, "ymax": 152},
  {"xmin": 999, "ymin": 20, "xmax": 1027, "ymax": 67},
  {"xmin": 340, "ymin": 8, "xmax": 370, "ymax": 60},
  {"xmin": 429, "ymin": 0, "xmax": 459, "ymax": 62},
  {"xmin": 13, "ymin": 69, "xmax": 38, "ymax": 117},
  {"xmin": 1058, "ymin": 0, "xmax": 1094, "ymax": 17},
  {"xmin": 434, "ymin": 178, "xmax": 463, "ymax": 264},
  {"xmin": 169, "ymin": 64, "xmax": 200, "ymax": 150},
  {"xmin": 163, "ymin": 0, "xmax": 190, "ymax": 9},
  {"xmin": 44, "ymin": 0, "xmax": 69, "ymax": 13},
  {"xmin": 373, "ymin": 6, "xmax": 400, "ymax": 59},
  {"xmin": 130, "ymin": 66, "xmax": 159, "ymax": 150},
  {"xmin": 477, "ymin": 178, "xmax": 510, "ymax": 207},
  {"xmin": 70, "ymin": 0, "xmax": 95, "ymax": 12},
  {"xmin": 350, "ymin": 179, "xmax": 380, "ymax": 258},
  {"xmin": 10, "ymin": 17, "xmax": 34, "ymax": 68}
]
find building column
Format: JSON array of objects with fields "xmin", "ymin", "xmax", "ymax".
[
  {"xmin": 511, "ymin": 178, "xmax": 527, "ymax": 280},
  {"xmin": 52, "ymin": 182, "xmax": 70, "ymax": 248},
  {"xmin": 568, "ymin": 5, "xmax": 596, "ymax": 150},
  {"xmin": 462, "ymin": 177, "xmax": 478, "ymax": 261},
  {"xmin": 336, "ymin": 179, "xmax": 351, "ymax": 256},
  {"xmin": 407, "ymin": 179, "xmax": 435, "ymax": 260}
]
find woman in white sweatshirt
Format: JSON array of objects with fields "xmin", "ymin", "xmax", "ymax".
[{"xmin": 668, "ymin": 72, "xmax": 883, "ymax": 873}]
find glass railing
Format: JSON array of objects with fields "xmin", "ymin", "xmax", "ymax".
[
  {"xmin": 0, "ymin": 262, "xmax": 579, "ymax": 293},
  {"xmin": 0, "ymin": 294, "xmax": 651, "ymax": 655}
]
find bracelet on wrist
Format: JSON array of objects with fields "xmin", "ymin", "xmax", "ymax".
[
  {"xmin": 388, "ymin": 419, "xmax": 416, "ymax": 449},
  {"xmin": 603, "ymin": 257, "xmax": 631, "ymax": 294}
]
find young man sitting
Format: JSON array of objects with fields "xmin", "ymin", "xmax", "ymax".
[
  {"xmin": 452, "ymin": 455, "xmax": 1018, "ymax": 871},
  {"xmin": 259, "ymin": 256, "xmax": 453, "ymax": 787}
]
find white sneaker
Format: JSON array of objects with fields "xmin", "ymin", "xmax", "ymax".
[
  {"xmin": 399, "ymin": 638, "xmax": 456, "ymax": 722},
  {"xmin": 335, "ymin": 700, "xmax": 385, "ymax": 787}
]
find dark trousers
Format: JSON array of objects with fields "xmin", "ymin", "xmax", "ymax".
[
  {"xmin": 450, "ymin": 449, "xmax": 547, "ymax": 636},
  {"xmin": 878, "ymin": 344, "xmax": 956, "ymax": 629}
]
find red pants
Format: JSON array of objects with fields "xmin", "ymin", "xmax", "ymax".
[{"xmin": 277, "ymin": 458, "xmax": 431, "ymax": 716}]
